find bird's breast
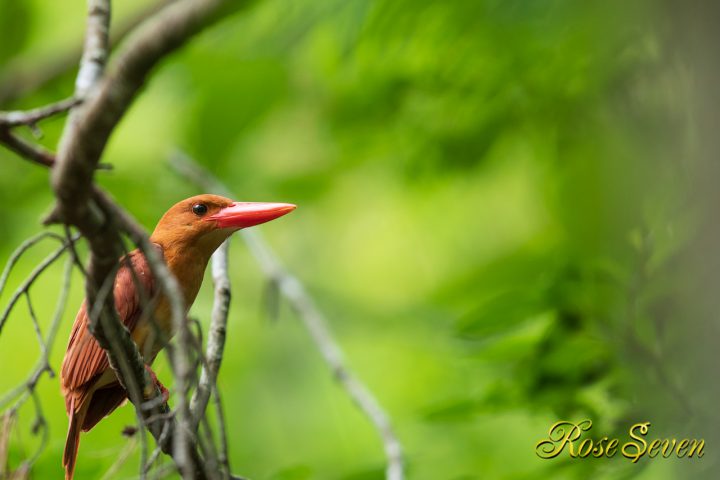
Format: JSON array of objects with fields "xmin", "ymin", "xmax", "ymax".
[{"xmin": 132, "ymin": 254, "xmax": 207, "ymax": 362}]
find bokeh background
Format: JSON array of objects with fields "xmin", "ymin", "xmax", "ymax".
[{"xmin": 1, "ymin": 0, "xmax": 718, "ymax": 479}]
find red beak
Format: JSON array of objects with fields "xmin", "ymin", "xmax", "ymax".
[{"xmin": 207, "ymin": 202, "xmax": 296, "ymax": 229}]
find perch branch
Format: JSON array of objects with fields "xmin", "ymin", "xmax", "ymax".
[
  {"xmin": 46, "ymin": 1, "xmax": 241, "ymax": 477},
  {"xmin": 190, "ymin": 240, "xmax": 230, "ymax": 422},
  {"xmin": 170, "ymin": 152, "xmax": 405, "ymax": 480},
  {"xmin": 0, "ymin": 0, "xmax": 244, "ymax": 476},
  {"xmin": 190, "ymin": 239, "xmax": 231, "ymax": 469}
]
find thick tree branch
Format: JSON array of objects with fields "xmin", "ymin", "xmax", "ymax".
[
  {"xmin": 75, "ymin": 0, "xmax": 112, "ymax": 95},
  {"xmin": 170, "ymin": 152, "xmax": 405, "ymax": 480},
  {"xmin": 52, "ymin": 0, "xmax": 235, "ymax": 211}
]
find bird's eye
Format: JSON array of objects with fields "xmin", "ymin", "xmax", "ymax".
[{"xmin": 192, "ymin": 204, "xmax": 208, "ymax": 216}]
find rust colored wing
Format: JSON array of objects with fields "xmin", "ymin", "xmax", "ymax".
[{"xmin": 60, "ymin": 246, "xmax": 159, "ymax": 408}]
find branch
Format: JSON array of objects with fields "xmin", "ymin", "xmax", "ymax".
[
  {"xmin": 0, "ymin": 243, "xmax": 74, "ymax": 474},
  {"xmin": 0, "ymin": 234, "xmax": 79, "ymax": 336},
  {"xmin": 170, "ymin": 152, "xmax": 405, "ymax": 480},
  {"xmin": 52, "ymin": 0, "xmax": 235, "ymax": 210},
  {"xmin": 43, "ymin": 1, "xmax": 242, "ymax": 477},
  {"xmin": 190, "ymin": 240, "xmax": 230, "ymax": 422},
  {"xmin": 45, "ymin": 1, "xmax": 230, "ymax": 477},
  {"xmin": 0, "ymin": 97, "xmax": 81, "ymax": 128},
  {"xmin": 89, "ymin": 189, "xmax": 202, "ymax": 478},
  {"xmin": 50, "ymin": 5, "xmax": 162, "ymax": 462},
  {"xmin": 0, "ymin": 160, "xmax": 191, "ymax": 475},
  {"xmin": 0, "ymin": 96, "xmax": 81, "ymax": 168},
  {"xmin": 75, "ymin": 0, "xmax": 111, "ymax": 95},
  {"xmin": 190, "ymin": 239, "xmax": 231, "ymax": 469},
  {"xmin": 0, "ymin": 256, "xmax": 73, "ymax": 411}
]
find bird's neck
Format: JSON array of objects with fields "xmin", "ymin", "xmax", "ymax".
[{"xmin": 153, "ymin": 240, "xmax": 213, "ymax": 311}]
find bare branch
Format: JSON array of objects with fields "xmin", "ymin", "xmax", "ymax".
[
  {"xmin": 0, "ymin": 97, "xmax": 81, "ymax": 128},
  {"xmin": 170, "ymin": 152, "xmax": 405, "ymax": 480},
  {"xmin": 0, "ymin": 232, "xmax": 65, "ymax": 293},
  {"xmin": 45, "ymin": 1, "xmax": 240, "ymax": 476},
  {"xmin": 52, "ymin": 0, "xmax": 236, "ymax": 210},
  {"xmin": 99, "ymin": 437, "xmax": 138, "ymax": 480},
  {"xmin": 0, "ymin": 234, "xmax": 79, "ymax": 336},
  {"xmin": 190, "ymin": 240, "xmax": 230, "ymax": 425},
  {"xmin": 0, "ymin": 255, "xmax": 73, "ymax": 473},
  {"xmin": 0, "ymin": 256, "xmax": 72, "ymax": 410},
  {"xmin": 0, "ymin": 0, "xmax": 245, "ymax": 476},
  {"xmin": 0, "ymin": 411, "xmax": 13, "ymax": 476},
  {"xmin": 0, "ymin": 96, "xmax": 81, "ymax": 172},
  {"xmin": 0, "ymin": 129, "xmax": 55, "ymax": 168},
  {"xmin": 75, "ymin": 0, "xmax": 112, "ymax": 95},
  {"xmin": 190, "ymin": 240, "xmax": 231, "ymax": 472},
  {"xmin": 0, "ymin": 99, "xmax": 109, "ymax": 171}
]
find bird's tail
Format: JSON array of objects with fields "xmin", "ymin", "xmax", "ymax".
[{"xmin": 63, "ymin": 398, "xmax": 82, "ymax": 480}]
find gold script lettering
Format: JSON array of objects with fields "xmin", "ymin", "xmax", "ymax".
[
  {"xmin": 622, "ymin": 422, "xmax": 650, "ymax": 463},
  {"xmin": 535, "ymin": 420, "xmax": 592, "ymax": 459}
]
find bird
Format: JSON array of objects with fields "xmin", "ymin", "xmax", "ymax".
[{"xmin": 60, "ymin": 194, "xmax": 295, "ymax": 479}]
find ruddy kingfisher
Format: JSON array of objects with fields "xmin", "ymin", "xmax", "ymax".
[{"xmin": 61, "ymin": 194, "xmax": 296, "ymax": 479}]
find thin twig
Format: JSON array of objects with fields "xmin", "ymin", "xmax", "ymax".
[
  {"xmin": 190, "ymin": 240, "xmax": 230, "ymax": 428},
  {"xmin": 0, "ymin": 129, "xmax": 55, "ymax": 167},
  {"xmin": 0, "ymin": 256, "xmax": 73, "ymax": 471},
  {"xmin": 0, "ymin": 234, "xmax": 79, "ymax": 336},
  {"xmin": 24, "ymin": 293, "xmax": 49, "ymax": 365},
  {"xmin": 0, "ymin": 97, "xmax": 80, "ymax": 167},
  {"xmin": 0, "ymin": 257, "xmax": 73, "ymax": 410},
  {"xmin": 99, "ymin": 437, "xmax": 138, "ymax": 480},
  {"xmin": 0, "ymin": 232, "xmax": 65, "ymax": 295},
  {"xmin": 0, "ymin": 411, "xmax": 14, "ymax": 476},
  {"xmin": 0, "ymin": 97, "xmax": 81, "ymax": 127},
  {"xmin": 170, "ymin": 151, "xmax": 405, "ymax": 480},
  {"xmin": 246, "ymin": 235, "xmax": 404, "ymax": 480},
  {"xmin": 190, "ymin": 239, "xmax": 232, "ymax": 475},
  {"xmin": 26, "ymin": 391, "xmax": 48, "ymax": 467}
]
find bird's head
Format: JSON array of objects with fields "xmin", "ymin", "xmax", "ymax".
[{"xmin": 150, "ymin": 194, "xmax": 296, "ymax": 255}]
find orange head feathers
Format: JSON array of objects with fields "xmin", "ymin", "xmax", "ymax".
[{"xmin": 150, "ymin": 194, "xmax": 296, "ymax": 257}]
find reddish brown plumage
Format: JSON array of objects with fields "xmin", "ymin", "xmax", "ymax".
[{"xmin": 60, "ymin": 195, "xmax": 295, "ymax": 479}]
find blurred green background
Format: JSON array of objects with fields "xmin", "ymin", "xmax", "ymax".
[{"xmin": 1, "ymin": 0, "xmax": 718, "ymax": 479}]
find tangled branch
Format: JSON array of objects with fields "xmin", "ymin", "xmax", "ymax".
[
  {"xmin": 170, "ymin": 152, "xmax": 406, "ymax": 480},
  {"xmin": 1, "ymin": 0, "xmax": 244, "ymax": 478}
]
